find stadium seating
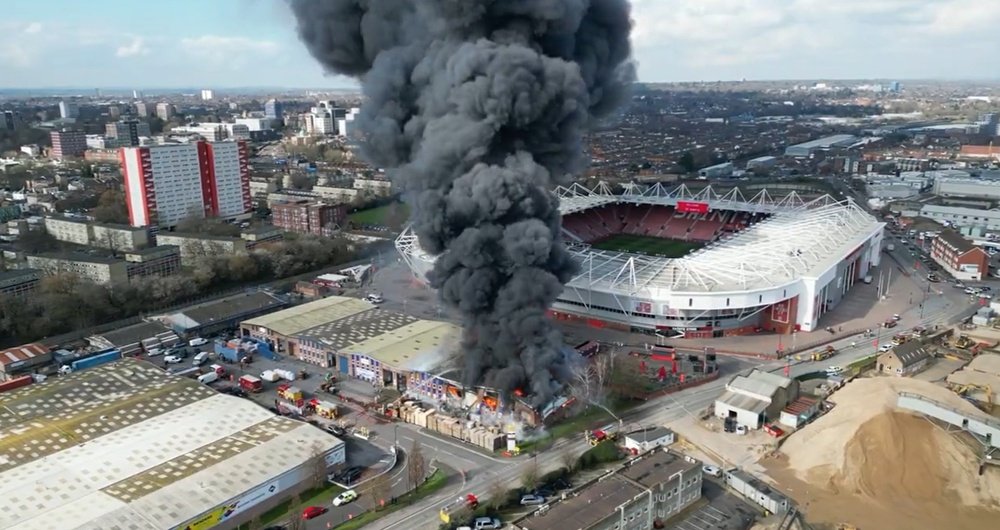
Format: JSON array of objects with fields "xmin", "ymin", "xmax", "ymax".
[
  {"xmin": 620, "ymin": 204, "xmax": 653, "ymax": 235},
  {"xmin": 561, "ymin": 205, "xmax": 624, "ymax": 243},
  {"xmin": 563, "ymin": 203, "xmax": 767, "ymax": 246}
]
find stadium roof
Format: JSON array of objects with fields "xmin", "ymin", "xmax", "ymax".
[
  {"xmin": 0, "ymin": 359, "xmax": 343, "ymax": 530},
  {"xmin": 398, "ymin": 182, "xmax": 883, "ymax": 295}
]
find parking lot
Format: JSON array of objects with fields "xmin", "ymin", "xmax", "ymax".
[{"xmin": 668, "ymin": 480, "xmax": 757, "ymax": 530}]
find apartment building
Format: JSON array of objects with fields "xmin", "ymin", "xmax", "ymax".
[
  {"xmin": 44, "ymin": 216, "xmax": 149, "ymax": 251},
  {"xmin": 312, "ymin": 185, "xmax": 359, "ymax": 203},
  {"xmin": 272, "ymin": 201, "xmax": 346, "ymax": 237},
  {"xmin": 154, "ymin": 233, "xmax": 248, "ymax": 264},
  {"xmin": 124, "ymin": 245, "xmax": 182, "ymax": 281},
  {"xmin": 0, "ymin": 269, "xmax": 41, "ymax": 298},
  {"xmin": 352, "ymin": 178, "xmax": 393, "ymax": 197},
  {"xmin": 50, "ymin": 130, "xmax": 87, "ymax": 159},
  {"xmin": 26, "ymin": 254, "xmax": 130, "ymax": 285},
  {"xmin": 930, "ymin": 229, "xmax": 989, "ymax": 281},
  {"xmin": 518, "ymin": 448, "xmax": 702, "ymax": 530},
  {"xmin": 119, "ymin": 140, "xmax": 252, "ymax": 227}
]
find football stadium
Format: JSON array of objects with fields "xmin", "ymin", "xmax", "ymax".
[{"xmin": 397, "ymin": 183, "xmax": 885, "ymax": 338}]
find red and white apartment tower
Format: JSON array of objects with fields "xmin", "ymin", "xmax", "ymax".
[{"xmin": 119, "ymin": 140, "xmax": 252, "ymax": 227}]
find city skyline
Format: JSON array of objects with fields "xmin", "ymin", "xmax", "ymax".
[{"xmin": 1, "ymin": 0, "xmax": 999, "ymax": 89}]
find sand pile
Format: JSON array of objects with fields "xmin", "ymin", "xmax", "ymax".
[{"xmin": 768, "ymin": 377, "xmax": 1000, "ymax": 530}]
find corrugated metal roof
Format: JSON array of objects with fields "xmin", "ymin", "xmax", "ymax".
[
  {"xmin": 241, "ymin": 296, "xmax": 373, "ymax": 337},
  {"xmin": 718, "ymin": 390, "xmax": 769, "ymax": 414},
  {"xmin": 0, "ymin": 343, "xmax": 49, "ymax": 367}
]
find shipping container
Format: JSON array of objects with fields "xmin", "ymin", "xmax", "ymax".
[
  {"xmin": 70, "ymin": 349, "xmax": 121, "ymax": 372},
  {"xmin": 0, "ymin": 375, "xmax": 33, "ymax": 394}
]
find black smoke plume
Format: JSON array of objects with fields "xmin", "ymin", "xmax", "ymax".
[{"xmin": 290, "ymin": 0, "xmax": 634, "ymax": 405}]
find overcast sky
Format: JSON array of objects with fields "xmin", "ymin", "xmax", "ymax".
[{"xmin": 2, "ymin": 0, "xmax": 999, "ymax": 89}]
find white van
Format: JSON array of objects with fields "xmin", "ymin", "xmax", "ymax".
[
  {"xmin": 197, "ymin": 372, "xmax": 219, "ymax": 385},
  {"xmin": 193, "ymin": 352, "xmax": 209, "ymax": 366},
  {"xmin": 189, "ymin": 337, "xmax": 208, "ymax": 347}
]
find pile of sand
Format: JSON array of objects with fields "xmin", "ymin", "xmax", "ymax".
[{"xmin": 768, "ymin": 377, "xmax": 1000, "ymax": 530}]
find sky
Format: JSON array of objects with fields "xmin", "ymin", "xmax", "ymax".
[{"xmin": 1, "ymin": 0, "xmax": 999, "ymax": 89}]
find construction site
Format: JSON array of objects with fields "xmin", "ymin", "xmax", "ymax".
[{"xmin": 755, "ymin": 321, "xmax": 1000, "ymax": 530}]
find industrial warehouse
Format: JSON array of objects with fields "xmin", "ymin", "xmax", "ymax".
[
  {"xmin": 240, "ymin": 295, "xmax": 461, "ymax": 396},
  {"xmin": 0, "ymin": 359, "xmax": 344, "ymax": 530},
  {"xmin": 397, "ymin": 183, "xmax": 885, "ymax": 337}
]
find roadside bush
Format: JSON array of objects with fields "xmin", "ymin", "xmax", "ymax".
[{"xmin": 577, "ymin": 442, "xmax": 623, "ymax": 470}]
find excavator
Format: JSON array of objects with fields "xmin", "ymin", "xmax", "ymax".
[{"xmin": 949, "ymin": 383, "xmax": 994, "ymax": 413}]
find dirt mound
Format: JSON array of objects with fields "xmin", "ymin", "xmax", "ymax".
[{"xmin": 767, "ymin": 377, "xmax": 1000, "ymax": 530}]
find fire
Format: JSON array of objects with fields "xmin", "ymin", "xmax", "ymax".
[{"xmin": 513, "ymin": 388, "xmax": 525, "ymax": 397}]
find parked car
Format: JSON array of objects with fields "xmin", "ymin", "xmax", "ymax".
[
  {"xmin": 301, "ymin": 506, "xmax": 327, "ymax": 520},
  {"xmin": 520, "ymin": 494, "xmax": 546, "ymax": 506},
  {"xmin": 702, "ymin": 465, "xmax": 722, "ymax": 477},
  {"xmin": 326, "ymin": 424, "xmax": 347, "ymax": 437},
  {"xmin": 965, "ymin": 287, "xmax": 978, "ymax": 295},
  {"xmin": 878, "ymin": 344, "xmax": 893, "ymax": 352},
  {"xmin": 364, "ymin": 293, "xmax": 384, "ymax": 304},
  {"xmin": 331, "ymin": 466, "xmax": 364, "ymax": 485},
  {"xmin": 163, "ymin": 355, "xmax": 183, "ymax": 364},
  {"xmin": 333, "ymin": 489, "xmax": 358, "ymax": 506},
  {"xmin": 146, "ymin": 347, "xmax": 164, "ymax": 357},
  {"xmin": 533, "ymin": 487, "xmax": 554, "ymax": 498},
  {"xmin": 826, "ymin": 366, "xmax": 845, "ymax": 376},
  {"xmin": 763, "ymin": 424, "xmax": 786, "ymax": 438},
  {"xmin": 189, "ymin": 337, "xmax": 209, "ymax": 347},
  {"xmin": 473, "ymin": 517, "xmax": 502, "ymax": 529}
]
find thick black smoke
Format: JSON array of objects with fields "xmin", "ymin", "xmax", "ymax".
[{"xmin": 290, "ymin": 0, "xmax": 634, "ymax": 405}]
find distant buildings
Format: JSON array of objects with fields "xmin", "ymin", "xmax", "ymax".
[
  {"xmin": 105, "ymin": 119, "xmax": 151, "ymax": 147},
  {"xmin": 200, "ymin": 89, "xmax": 214, "ymax": 101},
  {"xmin": 43, "ymin": 216, "xmax": 150, "ymax": 251},
  {"xmin": 119, "ymin": 140, "xmax": 252, "ymax": 227},
  {"xmin": 265, "ymin": 98, "xmax": 283, "ymax": 121},
  {"xmin": 784, "ymin": 134, "xmax": 857, "ymax": 158},
  {"xmin": 0, "ymin": 269, "xmax": 41, "ymax": 298},
  {"xmin": 930, "ymin": 229, "xmax": 988, "ymax": 281},
  {"xmin": 49, "ymin": 130, "xmax": 87, "ymax": 159},
  {"xmin": 2, "ymin": 110, "xmax": 17, "ymax": 131},
  {"xmin": 155, "ymin": 102, "xmax": 175, "ymax": 121},
  {"xmin": 921, "ymin": 204, "xmax": 1000, "ymax": 230},
  {"xmin": 26, "ymin": 246, "xmax": 182, "ymax": 285},
  {"xmin": 304, "ymin": 101, "xmax": 338, "ymax": 135},
  {"xmin": 337, "ymin": 107, "xmax": 360, "ymax": 137},
  {"xmin": 697, "ymin": 162, "xmax": 734, "ymax": 179},
  {"xmin": 352, "ymin": 178, "xmax": 393, "ymax": 197},
  {"xmin": 173, "ymin": 122, "xmax": 249, "ymax": 141},
  {"xmin": 134, "ymin": 102, "xmax": 150, "ymax": 117},
  {"xmin": 59, "ymin": 100, "xmax": 79, "ymax": 119},
  {"xmin": 271, "ymin": 201, "xmax": 346, "ymax": 237}
]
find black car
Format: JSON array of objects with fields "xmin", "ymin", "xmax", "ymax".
[
  {"xmin": 551, "ymin": 477, "xmax": 573, "ymax": 490},
  {"xmin": 334, "ymin": 466, "xmax": 364, "ymax": 484},
  {"xmin": 533, "ymin": 487, "xmax": 555, "ymax": 498}
]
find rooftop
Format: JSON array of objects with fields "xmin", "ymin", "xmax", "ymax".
[
  {"xmin": 297, "ymin": 307, "xmax": 419, "ymax": 351},
  {"xmin": 345, "ymin": 319, "xmax": 460, "ymax": 372},
  {"xmin": 787, "ymin": 134, "xmax": 857, "ymax": 150},
  {"xmin": 168, "ymin": 291, "xmax": 287, "ymax": 331},
  {"xmin": 29, "ymin": 252, "xmax": 121, "ymax": 265},
  {"xmin": 0, "ymin": 343, "xmax": 49, "ymax": 368},
  {"xmin": 619, "ymin": 448, "xmax": 699, "ymax": 488},
  {"xmin": 717, "ymin": 390, "xmax": 769, "ymax": 414},
  {"xmin": 935, "ymin": 229, "xmax": 978, "ymax": 254},
  {"xmin": 0, "ymin": 268, "xmax": 39, "ymax": 282},
  {"xmin": 624, "ymin": 425, "xmax": 674, "ymax": 443},
  {"xmin": 519, "ymin": 475, "xmax": 643, "ymax": 530},
  {"xmin": 727, "ymin": 369, "xmax": 792, "ymax": 400},
  {"xmin": 92, "ymin": 320, "xmax": 175, "ymax": 348},
  {"xmin": 886, "ymin": 341, "xmax": 933, "ymax": 368},
  {"xmin": 0, "ymin": 359, "xmax": 343, "ymax": 530},
  {"xmin": 399, "ymin": 184, "xmax": 884, "ymax": 293},
  {"xmin": 242, "ymin": 296, "xmax": 373, "ymax": 337}
]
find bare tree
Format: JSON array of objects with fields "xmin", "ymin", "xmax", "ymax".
[
  {"xmin": 486, "ymin": 478, "xmax": 508, "ymax": 510},
  {"xmin": 521, "ymin": 458, "xmax": 540, "ymax": 490},
  {"xmin": 560, "ymin": 449, "xmax": 579, "ymax": 474},
  {"xmin": 360, "ymin": 471, "xmax": 391, "ymax": 509},
  {"xmin": 309, "ymin": 444, "xmax": 329, "ymax": 490},
  {"xmin": 570, "ymin": 354, "xmax": 615, "ymax": 419},
  {"xmin": 285, "ymin": 494, "xmax": 304, "ymax": 530},
  {"xmin": 407, "ymin": 439, "xmax": 426, "ymax": 490}
]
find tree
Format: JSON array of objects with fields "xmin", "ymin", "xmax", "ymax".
[
  {"xmin": 95, "ymin": 229, "xmax": 129, "ymax": 257},
  {"xmin": 560, "ymin": 450, "xmax": 579, "ymax": 474},
  {"xmin": 569, "ymin": 354, "xmax": 613, "ymax": 413},
  {"xmin": 678, "ymin": 151, "xmax": 695, "ymax": 173},
  {"xmin": 407, "ymin": 439, "xmax": 427, "ymax": 490},
  {"xmin": 285, "ymin": 494, "xmax": 304, "ymax": 530},
  {"xmin": 486, "ymin": 478, "xmax": 508, "ymax": 510},
  {"xmin": 16, "ymin": 229, "xmax": 59, "ymax": 254},
  {"xmin": 521, "ymin": 458, "xmax": 540, "ymax": 490},
  {"xmin": 93, "ymin": 190, "xmax": 130, "ymax": 224},
  {"xmin": 361, "ymin": 471, "xmax": 391, "ymax": 509},
  {"xmin": 308, "ymin": 444, "xmax": 328, "ymax": 490}
]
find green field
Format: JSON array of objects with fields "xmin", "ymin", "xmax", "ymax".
[
  {"xmin": 590, "ymin": 234, "xmax": 704, "ymax": 258},
  {"xmin": 348, "ymin": 203, "xmax": 410, "ymax": 229}
]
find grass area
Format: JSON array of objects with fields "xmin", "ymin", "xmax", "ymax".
[
  {"xmin": 516, "ymin": 400, "xmax": 636, "ymax": 454},
  {"xmin": 577, "ymin": 440, "xmax": 625, "ymax": 469},
  {"xmin": 332, "ymin": 468, "xmax": 448, "ymax": 530},
  {"xmin": 237, "ymin": 483, "xmax": 345, "ymax": 529},
  {"xmin": 591, "ymin": 234, "xmax": 704, "ymax": 258},
  {"xmin": 348, "ymin": 202, "xmax": 410, "ymax": 227}
]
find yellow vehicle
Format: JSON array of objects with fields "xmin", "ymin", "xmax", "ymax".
[{"xmin": 811, "ymin": 346, "xmax": 836, "ymax": 362}]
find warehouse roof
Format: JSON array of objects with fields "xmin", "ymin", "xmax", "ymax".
[
  {"xmin": 0, "ymin": 343, "xmax": 49, "ymax": 368},
  {"xmin": 0, "ymin": 359, "xmax": 342, "ymax": 530},
  {"xmin": 717, "ymin": 390, "xmax": 769, "ymax": 414},
  {"xmin": 92, "ymin": 320, "xmax": 174, "ymax": 348},
  {"xmin": 242, "ymin": 296, "xmax": 372, "ymax": 336},
  {"xmin": 346, "ymin": 319, "xmax": 459, "ymax": 372},
  {"xmin": 619, "ymin": 448, "xmax": 699, "ymax": 488},
  {"xmin": 727, "ymin": 369, "xmax": 791, "ymax": 400},
  {"xmin": 169, "ymin": 291, "xmax": 287, "ymax": 331},
  {"xmin": 787, "ymin": 134, "xmax": 857, "ymax": 150},
  {"xmin": 519, "ymin": 475, "xmax": 643, "ymax": 530},
  {"xmin": 297, "ymin": 307, "xmax": 418, "ymax": 350}
]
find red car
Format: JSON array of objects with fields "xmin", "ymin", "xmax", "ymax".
[
  {"xmin": 763, "ymin": 424, "xmax": 785, "ymax": 438},
  {"xmin": 302, "ymin": 506, "xmax": 328, "ymax": 520}
]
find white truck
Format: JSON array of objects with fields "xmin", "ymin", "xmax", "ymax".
[{"xmin": 260, "ymin": 370, "xmax": 281, "ymax": 382}]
